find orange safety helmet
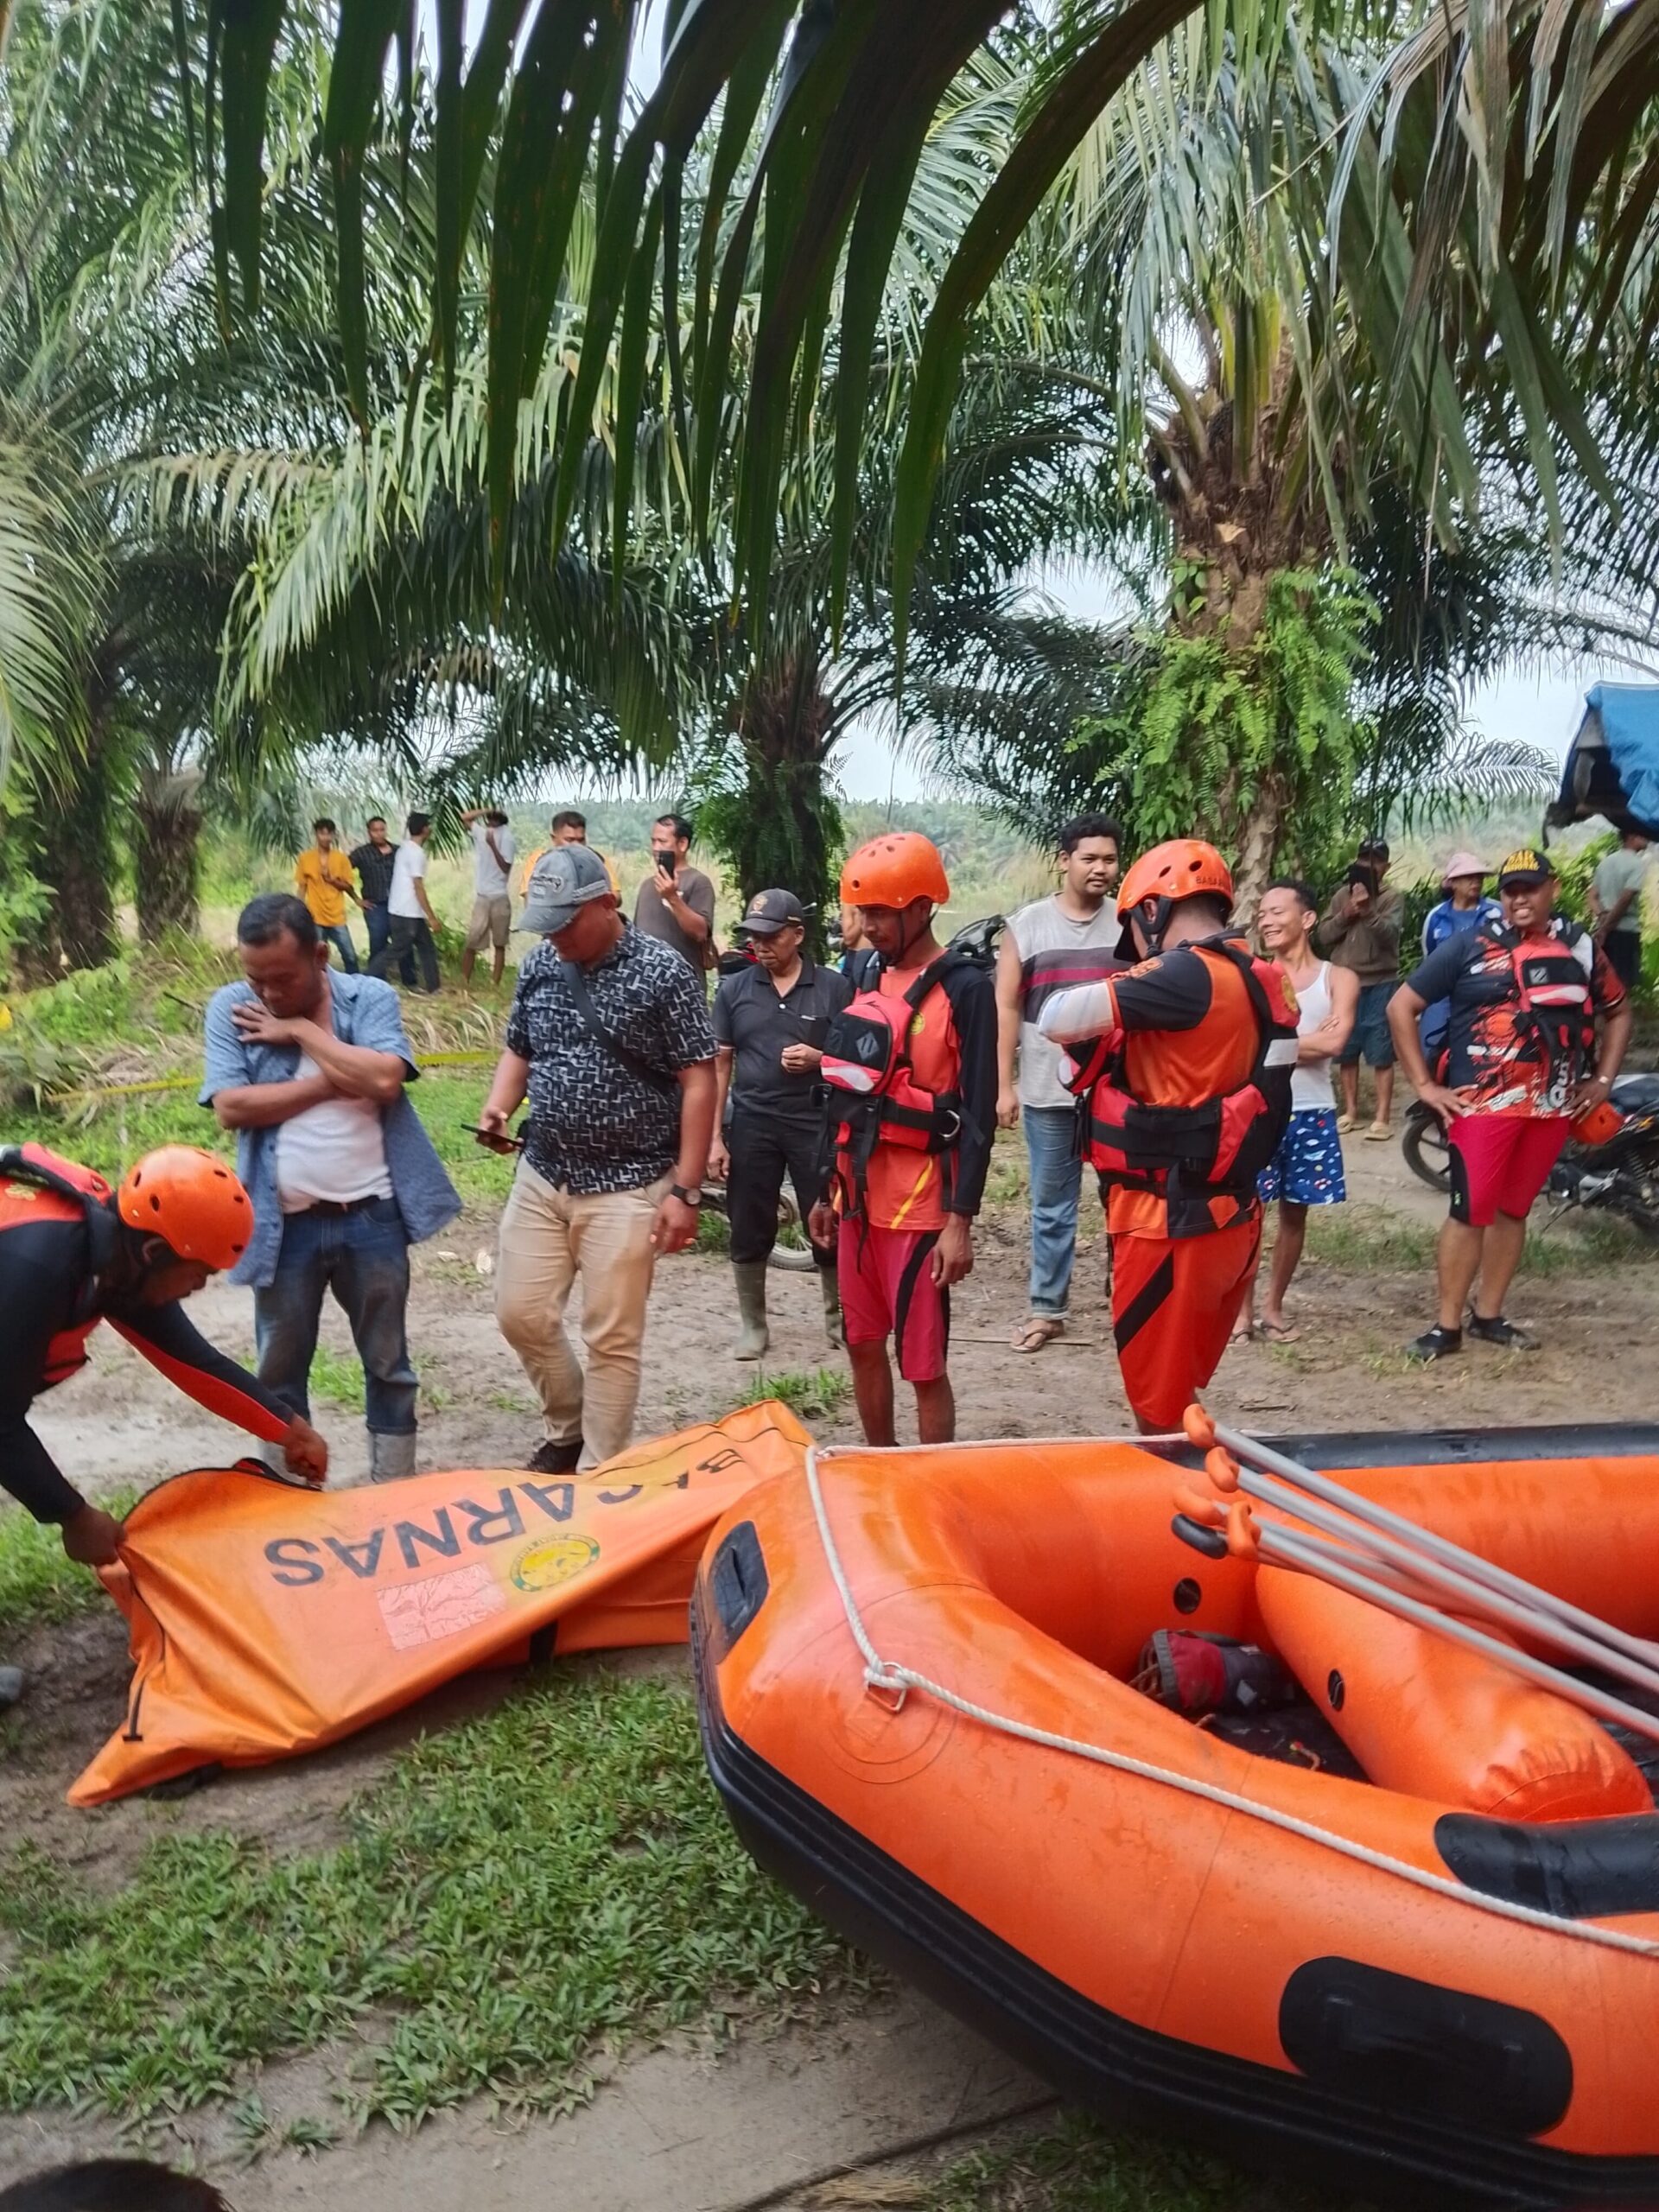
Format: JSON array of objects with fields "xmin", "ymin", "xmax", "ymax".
[
  {"xmin": 840, "ymin": 832, "xmax": 950, "ymax": 911},
  {"xmin": 118, "ymin": 1147, "xmax": 253, "ymax": 1271},
  {"xmin": 1118, "ymin": 839, "xmax": 1235, "ymax": 921}
]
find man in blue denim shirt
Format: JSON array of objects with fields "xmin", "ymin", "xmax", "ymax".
[{"xmin": 201, "ymin": 894, "xmax": 461, "ymax": 1482}]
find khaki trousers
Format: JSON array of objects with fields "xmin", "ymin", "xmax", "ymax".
[{"xmin": 495, "ymin": 1160, "xmax": 669, "ymax": 1468}]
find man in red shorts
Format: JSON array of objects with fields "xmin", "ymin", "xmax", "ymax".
[
  {"xmin": 1039, "ymin": 840, "xmax": 1299, "ymax": 1433},
  {"xmin": 1390, "ymin": 848, "xmax": 1631, "ymax": 1358},
  {"xmin": 810, "ymin": 833, "xmax": 995, "ymax": 1445}
]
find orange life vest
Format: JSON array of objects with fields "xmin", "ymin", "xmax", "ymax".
[
  {"xmin": 1065, "ymin": 940, "xmax": 1299, "ymax": 1217},
  {"xmin": 1491, "ymin": 923, "xmax": 1599, "ymax": 1112},
  {"xmin": 0, "ymin": 1143, "xmax": 117, "ymax": 1388},
  {"xmin": 820, "ymin": 951, "xmax": 972, "ymax": 1221}
]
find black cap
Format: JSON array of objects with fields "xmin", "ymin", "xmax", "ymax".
[
  {"xmin": 1497, "ymin": 847, "xmax": 1557, "ymax": 890},
  {"xmin": 739, "ymin": 888, "xmax": 805, "ymax": 936}
]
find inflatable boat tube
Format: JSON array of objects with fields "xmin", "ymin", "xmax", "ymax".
[{"xmin": 691, "ymin": 1423, "xmax": 1659, "ymax": 2209}]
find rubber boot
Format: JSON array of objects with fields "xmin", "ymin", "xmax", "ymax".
[
  {"xmin": 370, "ymin": 1429, "xmax": 418, "ymax": 1484},
  {"xmin": 732, "ymin": 1262, "xmax": 771, "ymax": 1361},
  {"xmin": 820, "ymin": 1267, "xmax": 845, "ymax": 1351}
]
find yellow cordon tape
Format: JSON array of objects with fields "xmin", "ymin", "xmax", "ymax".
[{"xmin": 47, "ymin": 1052, "xmax": 498, "ymax": 1106}]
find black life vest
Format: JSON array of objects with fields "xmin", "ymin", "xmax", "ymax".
[
  {"xmin": 820, "ymin": 951, "xmax": 972, "ymax": 1219},
  {"xmin": 1485, "ymin": 920, "xmax": 1599, "ymax": 1111},
  {"xmin": 1064, "ymin": 940, "xmax": 1300, "ymax": 1208}
]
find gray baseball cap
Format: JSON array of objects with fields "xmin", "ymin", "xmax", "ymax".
[
  {"xmin": 520, "ymin": 842, "xmax": 613, "ymax": 935},
  {"xmin": 739, "ymin": 888, "xmax": 805, "ymax": 936}
]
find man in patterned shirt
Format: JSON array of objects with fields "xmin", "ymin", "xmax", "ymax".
[{"xmin": 479, "ymin": 844, "xmax": 717, "ymax": 1471}]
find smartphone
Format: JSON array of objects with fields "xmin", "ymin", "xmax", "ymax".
[
  {"xmin": 655, "ymin": 851, "xmax": 677, "ymax": 880},
  {"xmin": 474, "ymin": 1123, "xmax": 524, "ymax": 1152}
]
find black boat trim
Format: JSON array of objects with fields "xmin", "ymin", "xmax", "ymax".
[
  {"xmin": 692, "ymin": 1589, "xmax": 1659, "ymax": 2211},
  {"xmin": 1148, "ymin": 1421, "xmax": 1659, "ymax": 1473},
  {"xmin": 1437, "ymin": 1811, "xmax": 1659, "ymax": 1920}
]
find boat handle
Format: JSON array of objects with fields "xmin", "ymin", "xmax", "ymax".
[{"xmin": 1172, "ymin": 1513, "xmax": 1229, "ymax": 1560}]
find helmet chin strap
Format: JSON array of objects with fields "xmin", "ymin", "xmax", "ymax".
[
  {"xmin": 1139, "ymin": 894, "xmax": 1175, "ymax": 956},
  {"xmin": 894, "ymin": 902, "xmax": 935, "ymax": 964}
]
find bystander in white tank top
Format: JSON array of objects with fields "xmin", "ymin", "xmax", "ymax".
[{"xmin": 1288, "ymin": 962, "xmax": 1336, "ymax": 1113}]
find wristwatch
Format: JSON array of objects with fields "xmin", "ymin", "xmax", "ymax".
[{"xmin": 670, "ymin": 1183, "xmax": 704, "ymax": 1209}]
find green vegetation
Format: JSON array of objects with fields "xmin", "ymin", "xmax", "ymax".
[
  {"xmin": 742, "ymin": 1368, "xmax": 852, "ymax": 1421},
  {"xmin": 0, "ymin": 1499, "xmax": 136, "ymax": 1632},
  {"xmin": 0, "ymin": 1671, "xmax": 857, "ymax": 2127}
]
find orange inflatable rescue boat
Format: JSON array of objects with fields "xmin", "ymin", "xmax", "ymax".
[{"xmin": 692, "ymin": 1422, "xmax": 1659, "ymax": 2208}]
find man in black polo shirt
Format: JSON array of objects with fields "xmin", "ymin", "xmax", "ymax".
[
  {"xmin": 349, "ymin": 816, "xmax": 413, "ymax": 985},
  {"xmin": 709, "ymin": 889, "xmax": 852, "ymax": 1358}
]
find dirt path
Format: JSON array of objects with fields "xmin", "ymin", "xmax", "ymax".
[{"xmin": 5, "ymin": 1134, "xmax": 1657, "ymax": 2205}]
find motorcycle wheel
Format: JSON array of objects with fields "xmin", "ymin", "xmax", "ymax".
[
  {"xmin": 1402, "ymin": 1112, "xmax": 1452, "ymax": 1195},
  {"xmin": 1612, "ymin": 1188, "xmax": 1659, "ymax": 1243}
]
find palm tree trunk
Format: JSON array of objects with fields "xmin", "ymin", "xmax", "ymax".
[
  {"xmin": 709, "ymin": 654, "xmax": 842, "ymax": 952},
  {"xmin": 132, "ymin": 790, "xmax": 203, "ymax": 941}
]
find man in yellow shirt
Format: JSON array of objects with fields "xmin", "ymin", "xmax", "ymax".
[{"xmin": 294, "ymin": 818, "xmax": 361, "ymax": 971}]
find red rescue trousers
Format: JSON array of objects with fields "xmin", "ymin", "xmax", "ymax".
[{"xmin": 1110, "ymin": 1217, "xmax": 1262, "ymax": 1433}]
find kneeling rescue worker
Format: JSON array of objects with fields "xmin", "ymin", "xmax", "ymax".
[
  {"xmin": 0, "ymin": 1143, "xmax": 328, "ymax": 1708},
  {"xmin": 810, "ymin": 832, "xmax": 996, "ymax": 1446},
  {"xmin": 1039, "ymin": 840, "xmax": 1299, "ymax": 1432}
]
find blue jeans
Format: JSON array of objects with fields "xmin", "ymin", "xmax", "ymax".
[
  {"xmin": 321, "ymin": 922, "xmax": 359, "ymax": 973},
  {"xmin": 1024, "ymin": 1105, "xmax": 1084, "ymax": 1317},
  {"xmin": 363, "ymin": 902, "xmax": 416, "ymax": 984},
  {"xmin": 254, "ymin": 1197, "xmax": 416, "ymax": 1436}
]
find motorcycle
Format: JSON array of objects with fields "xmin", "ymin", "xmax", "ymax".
[{"xmin": 1402, "ymin": 1071, "xmax": 1659, "ymax": 1239}]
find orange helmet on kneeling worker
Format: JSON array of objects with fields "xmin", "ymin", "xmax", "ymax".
[
  {"xmin": 118, "ymin": 1147, "xmax": 253, "ymax": 1271},
  {"xmin": 840, "ymin": 832, "xmax": 950, "ymax": 911}
]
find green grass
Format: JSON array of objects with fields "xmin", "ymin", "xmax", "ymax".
[
  {"xmin": 743, "ymin": 1366, "xmax": 851, "ymax": 1419},
  {"xmin": 308, "ymin": 1346, "xmax": 367, "ymax": 1411},
  {"xmin": 0, "ymin": 1493, "xmax": 137, "ymax": 1632},
  {"xmin": 1300, "ymin": 1200, "xmax": 1655, "ymax": 1277},
  {"xmin": 921, "ymin": 2115, "xmax": 1360, "ymax": 2212},
  {"xmin": 0, "ymin": 1671, "xmax": 857, "ymax": 2128}
]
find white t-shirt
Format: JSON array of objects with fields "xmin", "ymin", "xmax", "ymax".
[
  {"xmin": 389, "ymin": 839, "xmax": 428, "ymax": 918},
  {"xmin": 472, "ymin": 820, "xmax": 515, "ymax": 898},
  {"xmin": 275, "ymin": 1053, "xmax": 393, "ymax": 1212}
]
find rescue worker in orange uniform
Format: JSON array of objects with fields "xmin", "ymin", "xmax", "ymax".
[
  {"xmin": 1039, "ymin": 841, "xmax": 1299, "ymax": 1432},
  {"xmin": 0, "ymin": 1143, "xmax": 328, "ymax": 1707},
  {"xmin": 810, "ymin": 833, "xmax": 997, "ymax": 1446}
]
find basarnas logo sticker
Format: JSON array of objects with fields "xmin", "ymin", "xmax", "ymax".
[{"xmin": 511, "ymin": 1534, "xmax": 601, "ymax": 1593}]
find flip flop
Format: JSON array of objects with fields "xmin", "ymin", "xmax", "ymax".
[
  {"xmin": 1260, "ymin": 1319, "xmax": 1301, "ymax": 1343},
  {"xmin": 1012, "ymin": 1315, "xmax": 1066, "ymax": 1354},
  {"xmin": 1335, "ymin": 1114, "xmax": 1357, "ymax": 1135},
  {"xmin": 1364, "ymin": 1122, "xmax": 1395, "ymax": 1142},
  {"xmin": 1230, "ymin": 1320, "xmax": 1260, "ymax": 1344}
]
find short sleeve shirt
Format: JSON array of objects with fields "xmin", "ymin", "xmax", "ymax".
[
  {"xmin": 1594, "ymin": 848, "xmax": 1650, "ymax": 934},
  {"xmin": 472, "ymin": 822, "xmax": 515, "ymax": 898},
  {"xmin": 295, "ymin": 849, "xmax": 354, "ymax": 929},
  {"xmin": 389, "ymin": 841, "xmax": 428, "ymax": 918},
  {"xmin": 351, "ymin": 841, "xmax": 397, "ymax": 906},
  {"xmin": 634, "ymin": 865, "xmax": 717, "ymax": 976},
  {"xmin": 713, "ymin": 960, "xmax": 852, "ymax": 1122},
  {"xmin": 1406, "ymin": 919, "xmax": 1626, "ymax": 1114},
  {"xmin": 505, "ymin": 929, "xmax": 716, "ymax": 1194}
]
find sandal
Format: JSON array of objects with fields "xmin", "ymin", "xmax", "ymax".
[
  {"xmin": 1260, "ymin": 1319, "xmax": 1300, "ymax": 1343},
  {"xmin": 1335, "ymin": 1114, "xmax": 1357, "ymax": 1135},
  {"xmin": 1230, "ymin": 1319, "xmax": 1260, "ymax": 1344},
  {"xmin": 1012, "ymin": 1314, "xmax": 1066, "ymax": 1354},
  {"xmin": 1364, "ymin": 1122, "xmax": 1395, "ymax": 1142}
]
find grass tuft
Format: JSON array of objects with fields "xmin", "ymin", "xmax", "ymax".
[
  {"xmin": 0, "ymin": 1671, "xmax": 857, "ymax": 2128},
  {"xmin": 743, "ymin": 1367, "xmax": 851, "ymax": 1420},
  {"xmin": 918, "ymin": 2114, "xmax": 1353, "ymax": 2212}
]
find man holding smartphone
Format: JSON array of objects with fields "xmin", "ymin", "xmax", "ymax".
[{"xmin": 633, "ymin": 814, "xmax": 717, "ymax": 984}]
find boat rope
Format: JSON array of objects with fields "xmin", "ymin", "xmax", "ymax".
[{"xmin": 803, "ymin": 1446, "xmax": 1659, "ymax": 1962}]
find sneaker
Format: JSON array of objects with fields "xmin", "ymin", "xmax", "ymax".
[
  {"xmin": 1467, "ymin": 1313, "xmax": 1535, "ymax": 1351},
  {"xmin": 1407, "ymin": 1324, "xmax": 1463, "ymax": 1361},
  {"xmin": 1135, "ymin": 1631, "xmax": 1298, "ymax": 1716},
  {"xmin": 525, "ymin": 1437, "xmax": 584, "ymax": 1475}
]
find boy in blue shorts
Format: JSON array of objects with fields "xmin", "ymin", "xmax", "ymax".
[{"xmin": 1237, "ymin": 880, "xmax": 1358, "ymax": 1340}]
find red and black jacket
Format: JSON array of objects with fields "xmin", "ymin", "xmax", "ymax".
[{"xmin": 0, "ymin": 1145, "xmax": 292, "ymax": 1524}]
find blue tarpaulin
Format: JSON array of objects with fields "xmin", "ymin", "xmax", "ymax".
[{"xmin": 1551, "ymin": 683, "xmax": 1659, "ymax": 838}]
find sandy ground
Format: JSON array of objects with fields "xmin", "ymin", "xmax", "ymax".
[{"xmin": 5, "ymin": 1132, "xmax": 1659, "ymax": 2203}]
